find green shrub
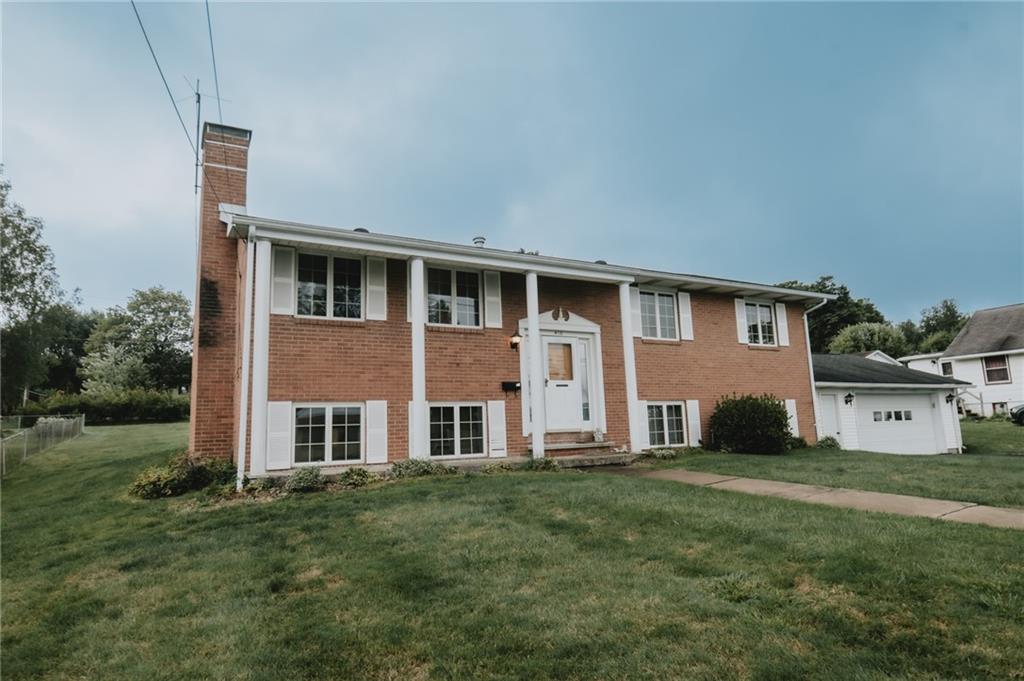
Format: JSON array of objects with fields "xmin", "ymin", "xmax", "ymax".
[
  {"xmin": 390, "ymin": 459, "xmax": 455, "ymax": 478},
  {"xmin": 524, "ymin": 457, "xmax": 560, "ymax": 471},
  {"xmin": 338, "ymin": 467, "xmax": 375, "ymax": 488},
  {"xmin": 19, "ymin": 389, "xmax": 189, "ymax": 424},
  {"xmin": 646, "ymin": 448, "xmax": 682, "ymax": 460},
  {"xmin": 787, "ymin": 436, "xmax": 808, "ymax": 451},
  {"xmin": 128, "ymin": 454, "xmax": 235, "ymax": 499},
  {"xmin": 708, "ymin": 394, "xmax": 791, "ymax": 455},
  {"xmin": 480, "ymin": 462, "xmax": 516, "ymax": 474},
  {"xmin": 245, "ymin": 477, "xmax": 278, "ymax": 493},
  {"xmin": 283, "ymin": 467, "xmax": 326, "ymax": 493},
  {"xmin": 816, "ymin": 435, "xmax": 841, "ymax": 449}
]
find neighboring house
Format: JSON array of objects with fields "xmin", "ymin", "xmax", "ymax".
[
  {"xmin": 899, "ymin": 304, "xmax": 1024, "ymax": 417},
  {"xmin": 814, "ymin": 354, "xmax": 970, "ymax": 454},
  {"xmin": 852, "ymin": 350, "xmax": 901, "ymax": 365},
  {"xmin": 189, "ymin": 123, "xmax": 834, "ymax": 476}
]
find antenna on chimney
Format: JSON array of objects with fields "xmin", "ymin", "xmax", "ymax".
[
  {"xmin": 192, "ymin": 79, "xmax": 201, "ymax": 195},
  {"xmin": 473, "ymin": 236, "xmax": 486, "ymax": 247}
]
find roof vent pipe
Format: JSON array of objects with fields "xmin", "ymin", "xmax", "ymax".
[
  {"xmin": 473, "ymin": 236, "xmax": 486, "ymax": 247},
  {"xmin": 353, "ymin": 227, "xmax": 370, "ymax": 234}
]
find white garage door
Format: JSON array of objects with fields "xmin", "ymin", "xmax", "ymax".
[{"xmin": 856, "ymin": 394, "xmax": 940, "ymax": 455}]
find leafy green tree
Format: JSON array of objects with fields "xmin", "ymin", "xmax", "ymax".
[
  {"xmin": 920, "ymin": 299, "xmax": 968, "ymax": 338},
  {"xmin": 0, "ymin": 171, "xmax": 67, "ymax": 409},
  {"xmin": 80, "ymin": 344, "xmax": 151, "ymax": 394},
  {"xmin": 81, "ymin": 287, "xmax": 192, "ymax": 392},
  {"xmin": 776, "ymin": 275, "xmax": 886, "ymax": 352},
  {"xmin": 896, "ymin": 319, "xmax": 923, "ymax": 352},
  {"xmin": 919, "ymin": 330, "xmax": 957, "ymax": 354},
  {"xmin": 827, "ymin": 322, "xmax": 912, "ymax": 359}
]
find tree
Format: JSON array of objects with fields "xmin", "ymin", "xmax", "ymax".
[
  {"xmin": 776, "ymin": 275, "xmax": 886, "ymax": 352},
  {"xmin": 920, "ymin": 299, "xmax": 968, "ymax": 338},
  {"xmin": 827, "ymin": 322, "xmax": 912, "ymax": 359},
  {"xmin": 80, "ymin": 287, "xmax": 192, "ymax": 392},
  {"xmin": 42, "ymin": 304, "xmax": 102, "ymax": 394},
  {"xmin": 80, "ymin": 344, "xmax": 150, "ymax": 394},
  {"xmin": 918, "ymin": 330, "xmax": 957, "ymax": 354},
  {"xmin": 0, "ymin": 171, "xmax": 67, "ymax": 410},
  {"xmin": 896, "ymin": 319, "xmax": 924, "ymax": 351}
]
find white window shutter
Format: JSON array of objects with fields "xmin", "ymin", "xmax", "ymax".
[
  {"xmin": 484, "ymin": 271, "xmax": 502, "ymax": 329},
  {"xmin": 366, "ymin": 258, "xmax": 387, "ymax": 320},
  {"xmin": 784, "ymin": 399, "xmax": 799, "ymax": 437},
  {"xmin": 636, "ymin": 401, "xmax": 650, "ymax": 450},
  {"xmin": 487, "ymin": 400, "xmax": 507, "ymax": 457},
  {"xmin": 271, "ymin": 247, "xmax": 295, "ymax": 315},
  {"xmin": 365, "ymin": 400, "xmax": 388, "ymax": 463},
  {"xmin": 685, "ymin": 400, "xmax": 701, "ymax": 447},
  {"xmin": 775, "ymin": 303, "xmax": 790, "ymax": 346},
  {"xmin": 266, "ymin": 401, "xmax": 292, "ymax": 470},
  {"xmin": 630, "ymin": 287, "xmax": 642, "ymax": 338},
  {"xmin": 734, "ymin": 299, "xmax": 749, "ymax": 344},
  {"xmin": 677, "ymin": 292, "xmax": 694, "ymax": 340}
]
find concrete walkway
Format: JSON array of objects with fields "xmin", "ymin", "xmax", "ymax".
[{"xmin": 608, "ymin": 468, "xmax": 1024, "ymax": 530}]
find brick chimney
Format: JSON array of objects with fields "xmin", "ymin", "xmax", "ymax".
[{"xmin": 188, "ymin": 123, "xmax": 252, "ymax": 459}]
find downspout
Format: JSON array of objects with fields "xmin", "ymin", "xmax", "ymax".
[
  {"xmin": 802, "ymin": 298, "xmax": 829, "ymax": 441},
  {"xmin": 235, "ymin": 233, "xmax": 256, "ymax": 490}
]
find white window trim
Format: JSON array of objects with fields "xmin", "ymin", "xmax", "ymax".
[
  {"xmin": 982, "ymin": 355, "xmax": 1012, "ymax": 385},
  {"xmin": 292, "ymin": 402, "xmax": 365, "ymax": 466},
  {"xmin": 744, "ymin": 300, "xmax": 777, "ymax": 347},
  {"xmin": 646, "ymin": 401, "xmax": 688, "ymax": 448},
  {"xmin": 428, "ymin": 401, "xmax": 489, "ymax": 458},
  {"xmin": 294, "ymin": 251, "xmax": 367, "ymax": 322},
  {"xmin": 425, "ymin": 266, "xmax": 484, "ymax": 329},
  {"xmin": 638, "ymin": 289, "xmax": 680, "ymax": 340}
]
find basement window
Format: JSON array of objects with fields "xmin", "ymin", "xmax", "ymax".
[
  {"xmin": 294, "ymin": 404, "xmax": 363, "ymax": 464},
  {"xmin": 647, "ymin": 403, "xmax": 686, "ymax": 447},
  {"xmin": 429, "ymin": 403, "xmax": 486, "ymax": 457}
]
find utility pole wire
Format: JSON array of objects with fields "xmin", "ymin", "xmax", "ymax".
[
  {"xmin": 129, "ymin": 0, "xmax": 195, "ymax": 154},
  {"xmin": 205, "ymin": 0, "xmax": 224, "ymax": 125}
]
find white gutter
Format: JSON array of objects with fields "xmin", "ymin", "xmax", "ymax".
[
  {"xmin": 224, "ymin": 213, "xmax": 836, "ymax": 304},
  {"xmin": 803, "ymin": 298, "xmax": 829, "ymax": 439},
  {"xmin": 939, "ymin": 349, "xmax": 1024, "ymax": 362},
  {"xmin": 816, "ymin": 382, "xmax": 974, "ymax": 390},
  {"xmin": 235, "ymin": 234, "xmax": 256, "ymax": 491}
]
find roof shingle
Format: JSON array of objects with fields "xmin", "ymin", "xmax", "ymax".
[
  {"xmin": 942, "ymin": 304, "xmax": 1024, "ymax": 358},
  {"xmin": 813, "ymin": 354, "xmax": 970, "ymax": 386}
]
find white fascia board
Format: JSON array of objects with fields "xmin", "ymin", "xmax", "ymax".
[
  {"xmin": 941, "ymin": 349, "xmax": 1024, "ymax": 362},
  {"xmin": 225, "ymin": 213, "xmax": 837, "ymax": 300},
  {"xmin": 897, "ymin": 352, "xmax": 944, "ymax": 362},
  {"xmin": 815, "ymin": 382, "xmax": 975, "ymax": 390}
]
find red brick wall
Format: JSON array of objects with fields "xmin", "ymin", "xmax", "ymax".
[
  {"xmin": 634, "ymin": 294, "xmax": 817, "ymax": 444},
  {"xmin": 189, "ymin": 126, "xmax": 250, "ymax": 459},
  {"xmin": 266, "ymin": 259, "xmax": 412, "ymax": 461}
]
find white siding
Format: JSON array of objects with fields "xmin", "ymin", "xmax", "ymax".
[{"xmin": 949, "ymin": 354, "xmax": 1023, "ymax": 417}]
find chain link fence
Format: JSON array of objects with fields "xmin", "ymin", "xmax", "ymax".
[{"xmin": 1, "ymin": 414, "xmax": 85, "ymax": 478}]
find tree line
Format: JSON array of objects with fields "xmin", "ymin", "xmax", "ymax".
[
  {"xmin": 1, "ymin": 172, "xmax": 192, "ymax": 414},
  {"xmin": 776, "ymin": 276, "xmax": 968, "ymax": 358}
]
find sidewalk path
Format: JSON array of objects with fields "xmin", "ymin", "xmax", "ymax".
[{"xmin": 607, "ymin": 468, "xmax": 1024, "ymax": 530}]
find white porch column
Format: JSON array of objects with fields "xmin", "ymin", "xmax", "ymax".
[
  {"xmin": 409, "ymin": 257, "xmax": 428, "ymax": 459},
  {"xmin": 249, "ymin": 239, "xmax": 271, "ymax": 476},
  {"xmin": 235, "ymin": 236, "xmax": 256, "ymax": 489},
  {"xmin": 526, "ymin": 271, "xmax": 546, "ymax": 458},
  {"xmin": 619, "ymin": 281, "xmax": 641, "ymax": 452}
]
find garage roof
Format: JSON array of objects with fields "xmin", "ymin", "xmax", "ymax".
[{"xmin": 813, "ymin": 354, "xmax": 971, "ymax": 386}]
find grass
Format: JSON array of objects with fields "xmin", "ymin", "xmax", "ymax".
[
  {"xmin": 654, "ymin": 420, "xmax": 1024, "ymax": 508},
  {"xmin": 3, "ymin": 423, "xmax": 1024, "ymax": 680}
]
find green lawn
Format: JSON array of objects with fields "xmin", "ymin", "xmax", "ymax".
[
  {"xmin": 654, "ymin": 420, "xmax": 1024, "ymax": 508},
  {"xmin": 3, "ymin": 424, "xmax": 1023, "ymax": 680}
]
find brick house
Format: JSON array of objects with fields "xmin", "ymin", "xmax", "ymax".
[{"xmin": 190, "ymin": 123, "xmax": 834, "ymax": 475}]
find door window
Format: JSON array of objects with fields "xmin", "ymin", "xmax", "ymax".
[{"xmin": 547, "ymin": 343, "xmax": 574, "ymax": 380}]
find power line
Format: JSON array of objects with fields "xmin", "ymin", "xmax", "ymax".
[
  {"xmin": 204, "ymin": 0, "xmax": 224, "ymax": 125},
  {"xmin": 129, "ymin": 0, "xmax": 195, "ymax": 154}
]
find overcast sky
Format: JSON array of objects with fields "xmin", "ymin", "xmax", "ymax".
[{"xmin": 3, "ymin": 2, "xmax": 1021, "ymax": 321}]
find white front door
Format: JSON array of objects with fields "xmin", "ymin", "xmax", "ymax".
[
  {"xmin": 820, "ymin": 394, "xmax": 841, "ymax": 442},
  {"xmin": 543, "ymin": 337, "xmax": 582, "ymax": 431}
]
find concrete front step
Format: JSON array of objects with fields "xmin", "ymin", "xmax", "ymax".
[{"xmin": 531, "ymin": 441, "xmax": 618, "ymax": 457}]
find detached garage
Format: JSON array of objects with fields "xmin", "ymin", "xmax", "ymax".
[{"xmin": 813, "ymin": 354, "xmax": 971, "ymax": 455}]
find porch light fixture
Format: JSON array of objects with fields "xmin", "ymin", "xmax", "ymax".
[
  {"xmin": 509, "ymin": 333, "xmax": 522, "ymax": 351},
  {"xmin": 844, "ymin": 393, "xmax": 855, "ymax": 405},
  {"xmin": 945, "ymin": 393, "xmax": 955, "ymax": 404}
]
